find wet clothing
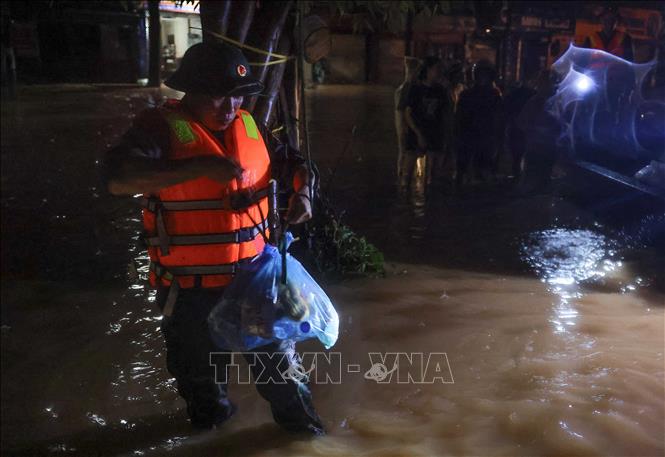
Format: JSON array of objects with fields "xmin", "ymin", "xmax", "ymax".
[
  {"xmin": 158, "ymin": 288, "xmax": 324, "ymax": 432},
  {"xmin": 400, "ymin": 82, "xmax": 453, "ymax": 153}
]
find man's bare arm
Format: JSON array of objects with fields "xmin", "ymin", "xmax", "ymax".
[
  {"xmin": 292, "ymin": 164, "xmax": 310, "ymax": 195},
  {"xmin": 405, "ymin": 107, "xmax": 428, "ymax": 150},
  {"xmin": 286, "ymin": 163, "xmax": 312, "ymax": 224},
  {"xmin": 404, "ymin": 107, "xmax": 424, "ymax": 139},
  {"xmin": 105, "ymin": 150, "xmax": 243, "ymax": 196}
]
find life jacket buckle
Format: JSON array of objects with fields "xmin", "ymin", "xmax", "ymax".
[
  {"xmin": 140, "ymin": 196, "xmax": 159, "ymax": 213},
  {"xmin": 150, "ymin": 262, "xmax": 174, "ymax": 282}
]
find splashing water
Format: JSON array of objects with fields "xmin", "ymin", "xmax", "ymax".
[
  {"xmin": 521, "ymin": 228, "xmax": 620, "ymax": 286},
  {"xmin": 547, "ymin": 45, "xmax": 664, "ymax": 160},
  {"xmin": 521, "ymin": 228, "xmax": 622, "ymax": 335}
]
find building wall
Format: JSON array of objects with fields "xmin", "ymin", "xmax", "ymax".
[
  {"xmin": 326, "ymin": 34, "xmax": 366, "ymax": 84},
  {"xmin": 99, "ymin": 24, "xmax": 139, "ymax": 82},
  {"xmin": 376, "ymin": 38, "xmax": 405, "ymax": 86},
  {"xmin": 160, "ymin": 17, "xmax": 189, "ymax": 58}
]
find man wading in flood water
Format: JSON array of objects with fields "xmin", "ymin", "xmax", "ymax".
[{"xmin": 103, "ymin": 42, "xmax": 325, "ymax": 434}]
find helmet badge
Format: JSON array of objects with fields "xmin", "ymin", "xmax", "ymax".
[{"xmin": 237, "ymin": 64, "xmax": 247, "ymax": 77}]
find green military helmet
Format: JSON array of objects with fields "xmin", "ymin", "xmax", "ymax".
[{"xmin": 165, "ymin": 41, "xmax": 264, "ymax": 97}]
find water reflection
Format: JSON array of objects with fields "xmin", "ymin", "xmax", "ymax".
[
  {"xmin": 86, "ymin": 412, "xmax": 108, "ymax": 426},
  {"xmin": 397, "ymin": 157, "xmax": 427, "ymax": 240},
  {"xmin": 105, "ymin": 239, "xmax": 171, "ymax": 412},
  {"xmin": 521, "ymin": 228, "xmax": 622, "ymax": 335}
]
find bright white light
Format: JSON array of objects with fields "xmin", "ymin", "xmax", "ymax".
[{"xmin": 575, "ymin": 74, "xmax": 593, "ymax": 93}]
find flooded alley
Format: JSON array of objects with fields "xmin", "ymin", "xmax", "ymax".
[{"xmin": 1, "ymin": 83, "xmax": 663, "ymax": 456}]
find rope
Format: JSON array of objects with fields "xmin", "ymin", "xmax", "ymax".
[
  {"xmin": 248, "ymin": 58, "xmax": 291, "ymax": 67},
  {"xmin": 191, "ymin": 27, "xmax": 293, "ymax": 66}
]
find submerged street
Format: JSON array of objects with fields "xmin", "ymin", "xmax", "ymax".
[{"xmin": 1, "ymin": 85, "xmax": 664, "ymax": 456}]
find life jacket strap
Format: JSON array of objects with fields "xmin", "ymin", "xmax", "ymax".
[
  {"xmin": 162, "ymin": 279, "xmax": 180, "ymax": 317},
  {"xmin": 155, "ymin": 205, "xmax": 170, "ymax": 256},
  {"xmin": 151, "ymin": 260, "xmax": 243, "ymax": 317},
  {"xmin": 150, "ymin": 261, "xmax": 239, "ymax": 278},
  {"xmin": 144, "ymin": 219, "xmax": 268, "ymax": 247},
  {"xmin": 140, "ymin": 187, "xmax": 269, "ymax": 212}
]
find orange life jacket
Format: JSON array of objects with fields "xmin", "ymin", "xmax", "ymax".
[
  {"xmin": 141, "ymin": 100, "xmax": 271, "ymax": 294},
  {"xmin": 589, "ymin": 30, "xmax": 626, "ymax": 58}
]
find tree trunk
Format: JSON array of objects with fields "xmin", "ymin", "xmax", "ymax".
[
  {"xmin": 278, "ymin": 86, "xmax": 298, "ymax": 149},
  {"xmin": 243, "ymin": 0, "xmax": 292, "ymax": 112},
  {"xmin": 254, "ymin": 34, "xmax": 291, "ymax": 127},
  {"xmin": 296, "ymin": 2, "xmax": 312, "ymax": 174},
  {"xmin": 282, "ymin": 56, "xmax": 300, "ymax": 148},
  {"xmin": 226, "ymin": 0, "xmax": 257, "ymax": 44},
  {"xmin": 147, "ymin": 0, "xmax": 161, "ymax": 87},
  {"xmin": 200, "ymin": 0, "xmax": 232, "ymax": 43}
]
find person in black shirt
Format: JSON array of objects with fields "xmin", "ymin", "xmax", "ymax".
[
  {"xmin": 517, "ymin": 69, "xmax": 561, "ymax": 193},
  {"xmin": 455, "ymin": 60, "xmax": 504, "ymax": 186},
  {"xmin": 399, "ymin": 56, "xmax": 453, "ymax": 191},
  {"xmin": 504, "ymin": 81, "xmax": 536, "ymax": 181},
  {"xmin": 395, "ymin": 56, "xmax": 421, "ymax": 185}
]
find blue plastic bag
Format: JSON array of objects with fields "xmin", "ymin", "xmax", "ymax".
[{"xmin": 208, "ymin": 233, "xmax": 339, "ymax": 351}]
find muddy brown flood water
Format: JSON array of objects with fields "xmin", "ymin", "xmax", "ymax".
[{"xmin": 1, "ymin": 85, "xmax": 664, "ymax": 456}]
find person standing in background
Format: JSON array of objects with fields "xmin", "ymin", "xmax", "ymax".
[
  {"xmin": 447, "ymin": 62, "xmax": 467, "ymax": 110},
  {"xmin": 400, "ymin": 56, "xmax": 453, "ymax": 191},
  {"xmin": 455, "ymin": 60, "xmax": 504, "ymax": 187},
  {"xmin": 504, "ymin": 81, "xmax": 536, "ymax": 182},
  {"xmin": 517, "ymin": 69, "xmax": 561, "ymax": 193},
  {"xmin": 394, "ymin": 56, "xmax": 421, "ymax": 185},
  {"xmin": 583, "ymin": 6, "xmax": 634, "ymax": 61}
]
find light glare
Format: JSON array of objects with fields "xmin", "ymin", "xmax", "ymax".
[{"xmin": 575, "ymin": 74, "xmax": 593, "ymax": 92}]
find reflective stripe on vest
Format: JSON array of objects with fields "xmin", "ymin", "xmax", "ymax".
[
  {"xmin": 241, "ymin": 112, "xmax": 259, "ymax": 139},
  {"xmin": 141, "ymin": 102, "xmax": 271, "ymax": 289}
]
